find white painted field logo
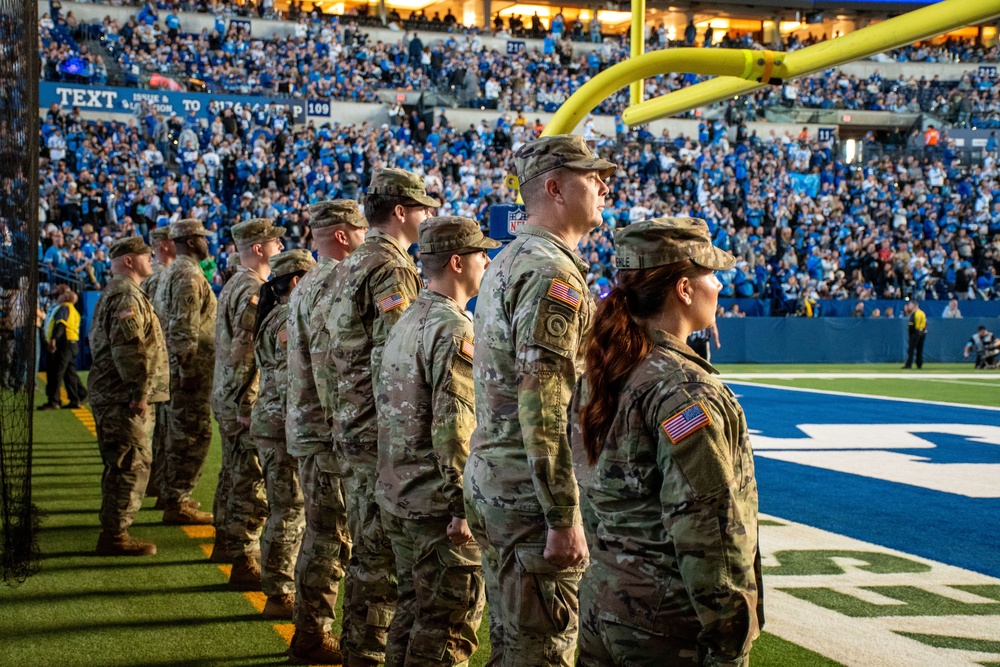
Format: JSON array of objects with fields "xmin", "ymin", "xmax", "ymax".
[{"xmin": 752, "ymin": 424, "xmax": 1000, "ymax": 498}]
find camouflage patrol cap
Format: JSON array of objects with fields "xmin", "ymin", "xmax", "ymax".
[
  {"xmin": 109, "ymin": 236, "xmax": 152, "ymax": 259},
  {"xmin": 232, "ymin": 218, "xmax": 286, "ymax": 249},
  {"xmin": 269, "ymin": 249, "xmax": 316, "ymax": 279},
  {"xmin": 367, "ymin": 168, "xmax": 441, "ymax": 207},
  {"xmin": 310, "ymin": 200, "xmax": 368, "ymax": 229},
  {"xmin": 170, "ymin": 218, "xmax": 210, "ymax": 239},
  {"xmin": 513, "ymin": 134, "xmax": 617, "ymax": 185},
  {"xmin": 150, "ymin": 225, "xmax": 172, "ymax": 242},
  {"xmin": 418, "ymin": 216, "xmax": 502, "ymax": 255},
  {"xmin": 614, "ymin": 217, "xmax": 735, "ymax": 271}
]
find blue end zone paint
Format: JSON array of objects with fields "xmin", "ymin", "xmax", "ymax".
[{"xmin": 733, "ymin": 383, "xmax": 1000, "ymax": 578}]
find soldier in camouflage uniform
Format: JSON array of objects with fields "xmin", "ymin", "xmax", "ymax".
[
  {"xmin": 141, "ymin": 225, "xmax": 175, "ymax": 502},
  {"xmin": 286, "ymin": 200, "xmax": 368, "ymax": 665},
  {"xmin": 463, "ymin": 135, "xmax": 615, "ymax": 667},
  {"xmin": 88, "ymin": 237, "xmax": 169, "ymax": 557},
  {"xmin": 212, "ymin": 218, "xmax": 284, "ymax": 590},
  {"xmin": 251, "ymin": 250, "xmax": 316, "ymax": 621},
  {"xmin": 324, "ymin": 168, "xmax": 438, "ymax": 667},
  {"xmin": 377, "ymin": 217, "xmax": 498, "ymax": 667},
  {"xmin": 573, "ymin": 218, "xmax": 763, "ymax": 667},
  {"xmin": 158, "ymin": 219, "xmax": 215, "ymax": 526}
]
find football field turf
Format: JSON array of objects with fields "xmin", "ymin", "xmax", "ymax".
[{"xmin": 3, "ymin": 365, "xmax": 998, "ymax": 666}]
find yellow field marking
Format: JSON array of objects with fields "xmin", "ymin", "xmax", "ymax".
[
  {"xmin": 245, "ymin": 591, "xmax": 267, "ymax": 613},
  {"xmin": 181, "ymin": 525, "xmax": 215, "ymax": 539},
  {"xmin": 273, "ymin": 623, "xmax": 294, "ymax": 644},
  {"xmin": 199, "ymin": 543, "xmax": 212, "ymax": 559}
]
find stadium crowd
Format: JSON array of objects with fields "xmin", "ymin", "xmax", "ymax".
[
  {"xmin": 38, "ymin": 5, "xmax": 1000, "ymax": 126},
  {"xmin": 34, "ymin": 91, "xmax": 1000, "ymax": 315}
]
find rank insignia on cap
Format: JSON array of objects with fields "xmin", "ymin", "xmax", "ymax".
[
  {"xmin": 547, "ymin": 278, "xmax": 582, "ymax": 310},
  {"xmin": 278, "ymin": 329, "xmax": 288, "ymax": 344},
  {"xmin": 460, "ymin": 339, "xmax": 475, "ymax": 361},
  {"xmin": 661, "ymin": 403, "xmax": 711, "ymax": 444},
  {"xmin": 250, "ymin": 294, "xmax": 259, "ymax": 306},
  {"xmin": 118, "ymin": 308, "xmax": 135, "ymax": 320},
  {"xmin": 379, "ymin": 292, "xmax": 406, "ymax": 313}
]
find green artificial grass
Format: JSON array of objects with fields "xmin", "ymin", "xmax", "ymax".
[
  {"xmin": 715, "ymin": 362, "xmax": 979, "ymax": 374},
  {"xmin": 2, "ymin": 377, "xmax": 847, "ymax": 666},
  {"xmin": 732, "ymin": 377, "xmax": 1000, "ymax": 408}
]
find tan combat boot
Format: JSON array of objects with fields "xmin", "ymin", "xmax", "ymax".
[
  {"xmin": 261, "ymin": 592, "xmax": 295, "ymax": 620},
  {"xmin": 162, "ymin": 498, "xmax": 213, "ymax": 525},
  {"xmin": 228, "ymin": 553, "xmax": 262, "ymax": 591},
  {"xmin": 96, "ymin": 531, "xmax": 157, "ymax": 557},
  {"xmin": 287, "ymin": 630, "xmax": 344, "ymax": 665}
]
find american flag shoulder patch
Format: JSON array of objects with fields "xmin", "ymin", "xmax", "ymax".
[
  {"xmin": 661, "ymin": 402, "xmax": 712, "ymax": 444},
  {"xmin": 459, "ymin": 338, "xmax": 474, "ymax": 361},
  {"xmin": 250, "ymin": 293, "xmax": 259, "ymax": 306},
  {"xmin": 278, "ymin": 328, "xmax": 288, "ymax": 344},
  {"xmin": 117, "ymin": 308, "xmax": 135, "ymax": 320},
  {"xmin": 379, "ymin": 292, "xmax": 406, "ymax": 313},
  {"xmin": 547, "ymin": 278, "xmax": 582, "ymax": 310}
]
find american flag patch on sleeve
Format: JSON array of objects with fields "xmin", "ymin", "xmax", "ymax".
[
  {"xmin": 278, "ymin": 329, "xmax": 288, "ymax": 344},
  {"xmin": 379, "ymin": 292, "xmax": 406, "ymax": 313},
  {"xmin": 460, "ymin": 339, "xmax": 475, "ymax": 360},
  {"xmin": 547, "ymin": 278, "xmax": 582, "ymax": 310},
  {"xmin": 250, "ymin": 294, "xmax": 259, "ymax": 306},
  {"xmin": 662, "ymin": 403, "xmax": 712, "ymax": 444},
  {"xmin": 117, "ymin": 308, "xmax": 135, "ymax": 319}
]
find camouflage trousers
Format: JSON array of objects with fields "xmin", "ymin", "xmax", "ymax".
[
  {"xmin": 341, "ymin": 459, "xmax": 398, "ymax": 663},
  {"xmin": 93, "ymin": 402, "xmax": 155, "ymax": 534},
  {"xmin": 577, "ymin": 573, "xmax": 709, "ymax": 667},
  {"xmin": 148, "ymin": 401, "xmax": 168, "ymax": 496},
  {"xmin": 162, "ymin": 372, "xmax": 212, "ymax": 505},
  {"xmin": 294, "ymin": 450, "xmax": 351, "ymax": 634},
  {"xmin": 257, "ymin": 438, "xmax": 305, "ymax": 597},
  {"xmin": 381, "ymin": 511, "xmax": 485, "ymax": 667},
  {"xmin": 464, "ymin": 496, "xmax": 584, "ymax": 667},
  {"xmin": 213, "ymin": 417, "xmax": 267, "ymax": 557}
]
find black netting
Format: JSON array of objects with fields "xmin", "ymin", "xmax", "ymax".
[{"xmin": 0, "ymin": 0, "xmax": 40, "ymax": 585}]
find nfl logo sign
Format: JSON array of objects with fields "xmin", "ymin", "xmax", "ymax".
[
  {"xmin": 507, "ymin": 207, "xmax": 527, "ymax": 236},
  {"xmin": 488, "ymin": 204, "xmax": 526, "ymax": 243}
]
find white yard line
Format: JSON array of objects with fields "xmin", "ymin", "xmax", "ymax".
[
  {"xmin": 725, "ymin": 380, "xmax": 1000, "ymax": 412},
  {"xmin": 723, "ymin": 373, "xmax": 998, "ymax": 380}
]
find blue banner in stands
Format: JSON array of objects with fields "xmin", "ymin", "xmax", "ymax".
[{"xmin": 39, "ymin": 82, "xmax": 306, "ymax": 123}]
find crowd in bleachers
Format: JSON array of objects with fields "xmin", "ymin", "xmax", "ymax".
[
  {"xmin": 38, "ymin": 2, "xmax": 1000, "ymax": 127},
  {"xmin": 35, "ymin": 88, "xmax": 1000, "ymax": 314}
]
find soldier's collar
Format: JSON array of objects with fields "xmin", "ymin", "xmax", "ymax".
[
  {"xmin": 518, "ymin": 224, "xmax": 590, "ymax": 275},
  {"xmin": 365, "ymin": 228, "xmax": 411, "ymax": 257},
  {"xmin": 651, "ymin": 328, "xmax": 719, "ymax": 375}
]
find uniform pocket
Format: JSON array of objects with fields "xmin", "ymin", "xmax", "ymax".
[{"xmin": 514, "ymin": 544, "xmax": 585, "ymax": 634}]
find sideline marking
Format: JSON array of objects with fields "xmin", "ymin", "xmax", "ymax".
[
  {"xmin": 726, "ymin": 380, "xmax": 1000, "ymax": 412},
  {"xmin": 724, "ymin": 373, "xmax": 998, "ymax": 380}
]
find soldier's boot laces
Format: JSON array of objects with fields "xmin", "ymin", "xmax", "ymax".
[
  {"xmin": 287, "ymin": 630, "xmax": 343, "ymax": 666},
  {"xmin": 228, "ymin": 554, "xmax": 262, "ymax": 592},
  {"xmin": 162, "ymin": 499, "xmax": 213, "ymax": 525},
  {"xmin": 209, "ymin": 534, "xmax": 234, "ymax": 563},
  {"xmin": 96, "ymin": 531, "xmax": 157, "ymax": 557},
  {"xmin": 262, "ymin": 593, "xmax": 295, "ymax": 620}
]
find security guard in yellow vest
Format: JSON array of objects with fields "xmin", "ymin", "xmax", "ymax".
[
  {"xmin": 39, "ymin": 289, "xmax": 87, "ymax": 410},
  {"xmin": 903, "ymin": 299, "xmax": 927, "ymax": 369}
]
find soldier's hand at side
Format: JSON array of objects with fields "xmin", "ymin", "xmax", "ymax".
[
  {"xmin": 129, "ymin": 398, "xmax": 148, "ymax": 417},
  {"xmin": 179, "ymin": 375, "xmax": 198, "ymax": 391},
  {"xmin": 544, "ymin": 525, "xmax": 588, "ymax": 568},
  {"xmin": 236, "ymin": 415, "xmax": 252, "ymax": 427},
  {"xmin": 447, "ymin": 517, "xmax": 473, "ymax": 545}
]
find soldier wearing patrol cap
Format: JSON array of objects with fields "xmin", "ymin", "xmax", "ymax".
[
  {"xmin": 286, "ymin": 200, "xmax": 368, "ymax": 665},
  {"xmin": 158, "ymin": 219, "xmax": 216, "ymax": 527},
  {"xmin": 464, "ymin": 134, "xmax": 616, "ymax": 667},
  {"xmin": 141, "ymin": 224, "xmax": 175, "ymax": 501},
  {"xmin": 571, "ymin": 218, "xmax": 763, "ymax": 667},
  {"xmin": 249, "ymin": 249, "xmax": 316, "ymax": 623},
  {"xmin": 377, "ymin": 217, "xmax": 499, "ymax": 667},
  {"xmin": 212, "ymin": 217, "xmax": 285, "ymax": 591},
  {"xmin": 88, "ymin": 237, "xmax": 169, "ymax": 556},
  {"xmin": 323, "ymin": 168, "xmax": 438, "ymax": 666}
]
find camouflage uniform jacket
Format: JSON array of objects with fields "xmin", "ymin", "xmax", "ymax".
[
  {"xmin": 376, "ymin": 290, "xmax": 475, "ymax": 520},
  {"xmin": 468, "ymin": 224, "xmax": 593, "ymax": 528},
  {"xmin": 324, "ymin": 229, "xmax": 421, "ymax": 464},
  {"xmin": 583, "ymin": 330, "xmax": 763, "ymax": 664},
  {"xmin": 88, "ymin": 275, "xmax": 170, "ymax": 406},
  {"xmin": 285, "ymin": 255, "xmax": 339, "ymax": 458},
  {"xmin": 212, "ymin": 265, "xmax": 264, "ymax": 420},
  {"xmin": 141, "ymin": 263, "xmax": 167, "ymax": 325},
  {"xmin": 160, "ymin": 254, "xmax": 216, "ymax": 379},
  {"xmin": 251, "ymin": 303, "xmax": 290, "ymax": 443}
]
